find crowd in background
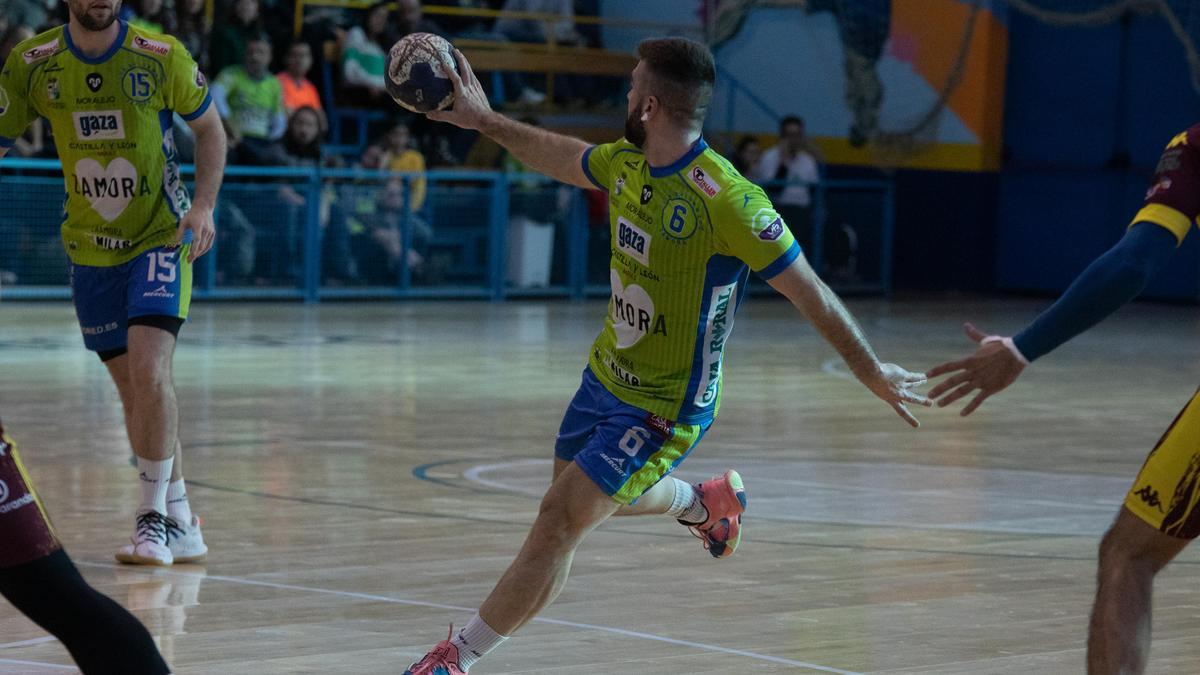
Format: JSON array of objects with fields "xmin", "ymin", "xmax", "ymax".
[{"xmin": 0, "ymin": 0, "xmax": 832, "ymax": 286}]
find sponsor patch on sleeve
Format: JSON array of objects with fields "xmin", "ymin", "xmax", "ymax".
[
  {"xmin": 131, "ymin": 34, "xmax": 171, "ymax": 56},
  {"xmin": 689, "ymin": 166, "xmax": 722, "ymax": 197},
  {"xmin": 22, "ymin": 39, "xmax": 60, "ymax": 63},
  {"xmin": 753, "ymin": 208, "xmax": 786, "ymax": 241}
]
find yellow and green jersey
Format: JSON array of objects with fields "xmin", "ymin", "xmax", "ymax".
[
  {"xmin": 0, "ymin": 22, "xmax": 211, "ymax": 266},
  {"xmin": 582, "ymin": 137, "xmax": 800, "ymax": 424}
]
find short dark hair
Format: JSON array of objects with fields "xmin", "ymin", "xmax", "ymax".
[
  {"xmin": 780, "ymin": 115, "xmax": 804, "ymax": 133},
  {"xmin": 636, "ymin": 37, "xmax": 715, "ymax": 125}
]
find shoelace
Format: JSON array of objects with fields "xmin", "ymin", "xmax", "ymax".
[
  {"xmin": 164, "ymin": 516, "xmax": 187, "ymax": 541},
  {"xmin": 135, "ymin": 511, "xmax": 170, "ymax": 545}
]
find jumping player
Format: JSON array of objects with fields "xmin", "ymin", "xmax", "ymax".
[
  {"xmin": 403, "ymin": 38, "xmax": 930, "ymax": 673},
  {"xmin": 927, "ymin": 125, "xmax": 1200, "ymax": 674},
  {"xmin": 0, "ymin": 422, "xmax": 171, "ymax": 673},
  {"xmin": 0, "ymin": 0, "xmax": 226, "ymax": 565}
]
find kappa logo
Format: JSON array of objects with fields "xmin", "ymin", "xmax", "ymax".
[
  {"xmin": 86, "ymin": 72, "xmax": 103, "ymax": 92},
  {"xmin": 22, "ymin": 38, "xmax": 59, "ymax": 63},
  {"xmin": 640, "ymin": 185, "xmax": 653, "ymax": 204},
  {"xmin": 1135, "ymin": 485, "xmax": 1164, "ymax": 512},
  {"xmin": 132, "ymin": 35, "xmax": 171, "ymax": 56},
  {"xmin": 689, "ymin": 165, "xmax": 722, "ymax": 197}
]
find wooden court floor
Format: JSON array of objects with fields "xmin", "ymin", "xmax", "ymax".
[{"xmin": 3, "ymin": 297, "xmax": 1200, "ymax": 674}]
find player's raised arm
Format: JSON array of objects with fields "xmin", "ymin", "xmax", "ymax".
[
  {"xmin": 766, "ymin": 255, "xmax": 931, "ymax": 427},
  {"xmin": 426, "ymin": 49, "xmax": 593, "ymax": 190}
]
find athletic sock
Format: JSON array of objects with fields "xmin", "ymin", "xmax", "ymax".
[
  {"xmin": 452, "ymin": 615, "xmax": 508, "ymax": 671},
  {"xmin": 136, "ymin": 456, "xmax": 172, "ymax": 515},
  {"xmin": 166, "ymin": 479, "xmax": 192, "ymax": 523},
  {"xmin": 665, "ymin": 477, "xmax": 707, "ymax": 524}
]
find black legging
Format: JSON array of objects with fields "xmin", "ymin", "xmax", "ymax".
[{"xmin": 0, "ymin": 550, "xmax": 171, "ymax": 674}]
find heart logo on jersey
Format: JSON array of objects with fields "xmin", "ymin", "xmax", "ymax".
[
  {"xmin": 86, "ymin": 73, "xmax": 102, "ymax": 92},
  {"xmin": 610, "ymin": 268, "xmax": 657, "ymax": 349},
  {"xmin": 74, "ymin": 157, "xmax": 138, "ymax": 222}
]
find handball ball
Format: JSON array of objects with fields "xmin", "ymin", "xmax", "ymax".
[{"xmin": 385, "ymin": 32, "xmax": 458, "ymax": 113}]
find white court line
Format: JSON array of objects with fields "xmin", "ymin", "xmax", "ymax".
[
  {"xmin": 0, "ymin": 657, "xmax": 74, "ymax": 671},
  {"xmin": 0, "ymin": 637, "xmax": 58, "ymax": 650},
  {"xmin": 77, "ymin": 563, "xmax": 860, "ymax": 674},
  {"xmin": 462, "ymin": 459, "xmax": 546, "ymax": 496}
]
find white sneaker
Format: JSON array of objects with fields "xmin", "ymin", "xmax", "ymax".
[
  {"xmin": 115, "ymin": 514, "xmax": 207, "ymax": 565},
  {"xmin": 116, "ymin": 510, "xmax": 174, "ymax": 566},
  {"xmin": 166, "ymin": 514, "xmax": 208, "ymax": 563}
]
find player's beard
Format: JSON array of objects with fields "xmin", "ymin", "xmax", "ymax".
[
  {"xmin": 70, "ymin": 0, "xmax": 121, "ymax": 32},
  {"xmin": 624, "ymin": 102, "xmax": 647, "ymax": 149}
]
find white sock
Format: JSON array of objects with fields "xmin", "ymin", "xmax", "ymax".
[
  {"xmin": 136, "ymin": 456, "xmax": 173, "ymax": 515},
  {"xmin": 166, "ymin": 479, "xmax": 192, "ymax": 523},
  {"xmin": 451, "ymin": 615, "xmax": 508, "ymax": 671},
  {"xmin": 664, "ymin": 477, "xmax": 707, "ymax": 524}
]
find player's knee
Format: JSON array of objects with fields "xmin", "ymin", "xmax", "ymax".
[
  {"xmin": 127, "ymin": 361, "xmax": 173, "ymax": 392},
  {"xmin": 1097, "ymin": 520, "xmax": 1175, "ymax": 578}
]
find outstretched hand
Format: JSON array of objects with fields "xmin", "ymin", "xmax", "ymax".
[
  {"xmin": 926, "ymin": 322, "xmax": 1026, "ymax": 416},
  {"xmin": 863, "ymin": 362, "xmax": 932, "ymax": 428},
  {"xmin": 427, "ymin": 48, "xmax": 492, "ymax": 131}
]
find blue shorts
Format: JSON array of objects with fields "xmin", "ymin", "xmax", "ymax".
[
  {"xmin": 70, "ymin": 245, "xmax": 192, "ymax": 356},
  {"xmin": 555, "ymin": 368, "xmax": 712, "ymax": 504}
]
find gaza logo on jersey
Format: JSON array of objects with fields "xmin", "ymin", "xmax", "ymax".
[
  {"xmin": 22, "ymin": 38, "xmax": 59, "ymax": 63},
  {"xmin": 616, "ymin": 217, "xmax": 651, "ymax": 266},
  {"xmin": 74, "ymin": 157, "xmax": 139, "ymax": 221},
  {"xmin": 689, "ymin": 165, "xmax": 722, "ymax": 198},
  {"xmin": 694, "ymin": 282, "xmax": 738, "ymax": 408},
  {"xmin": 609, "ymin": 268, "xmax": 667, "ymax": 348},
  {"xmin": 753, "ymin": 208, "xmax": 785, "ymax": 241},
  {"xmin": 132, "ymin": 35, "xmax": 171, "ymax": 56},
  {"xmin": 73, "ymin": 110, "xmax": 124, "ymax": 140}
]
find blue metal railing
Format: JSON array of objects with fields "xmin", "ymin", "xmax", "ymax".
[{"xmin": 0, "ymin": 159, "xmax": 894, "ymax": 301}]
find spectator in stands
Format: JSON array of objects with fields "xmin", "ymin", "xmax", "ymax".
[
  {"xmin": 277, "ymin": 42, "xmax": 324, "ymax": 119},
  {"xmin": 732, "ymin": 136, "xmax": 761, "ymax": 177},
  {"xmin": 342, "ymin": 1, "xmax": 393, "ymax": 106},
  {"xmin": 213, "ymin": 34, "xmax": 288, "ymax": 165},
  {"xmin": 494, "ymin": 0, "xmax": 580, "ymax": 45},
  {"xmin": 128, "ymin": 0, "xmax": 176, "ymax": 35},
  {"xmin": 0, "ymin": 24, "xmax": 35, "ymax": 63},
  {"xmin": 390, "ymin": 0, "xmax": 445, "ymax": 42},
  {"xmin": 378, "ymin": 121, "xmax": 427, "ymax": 213},
  {"xmin": 0, "ymin": 25, "xmax": 45, "ymax": 158},
  {"xmin": 278, "ymin": 106, "xmax": 361, "ymax": 283},
  {"xmin": 174, "ymin": 0, "xmax": 210, "ymax": 72},
  {"xmin": 3, "ymin": 0, "xmax": 49, "ymax": 37},
  {"xmin": 350, "ymin": 178, "xmax": 433, "ymax": 285},
  {"xmin": 210, "ymin": 0, "xmax": 263, "ymax": 78},
  {"xmin": 424, "ymin": 0, "xmax": 498, "ymax": 38},
  {"xmin": 754, "ymin": 115, "xmax": 820, "ymax": 249}
]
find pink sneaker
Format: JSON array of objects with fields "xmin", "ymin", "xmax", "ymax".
[
  {"xmin": 681, "ymin": 469, "xmax": 747, "ymax": 558},
  {"xmin": 405, "ymin": 626, "xmax": 467, "ymax": 675}
]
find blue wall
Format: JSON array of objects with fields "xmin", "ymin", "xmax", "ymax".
[{"xmin": 997, "ymin": 10, "xmax": 1200, "ymax": 299}]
